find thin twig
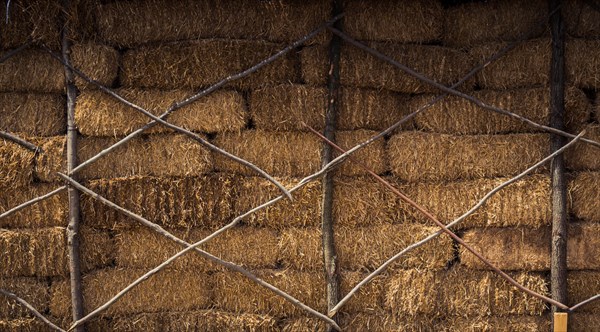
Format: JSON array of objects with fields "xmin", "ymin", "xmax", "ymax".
[
  {"xmin": 0, "ymin": 289, "xmax": 66, "ymax": 332},
  {"xmin": 57, "ymin": 173, "xmax": 340, "ymax": 332},
  {"xmin": 305, "ymin": 125, "xmax": 584, "ymax": 315},
  {"xmin": 329, "ymin": 27, "xmax": 600, "ymax": 149},
  {"xmin": 0, "ymin": 130, "xmax": 42, "ymax": 153},
  {"xmin": 569, "ymin": 293, "xmax": 600, "ymax": 312},
  {"xmin": 0, "ymin": 186, "xmax": 66, "ymax": 220},
  {"xmin": 0, "ymin": 39, "xmax": 31, "ymax": 63}
]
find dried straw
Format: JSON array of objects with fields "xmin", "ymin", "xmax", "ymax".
[
  {"xmin": 334, "ymin": 130, "xmax": 387, "ymax": 176},
  {"xmin": 121, "ymin": 39, "xmax": 296, "ymax": 90},
  {"xmin": 413, "ymin": 87, "xmax": 590, "ymax": 134},
  {"xmin": 76, "ymin": 89, "xmax": 247, "ymax": 136},
  {"xmin": 570, "ymin": 171, "xmax": 600, "ymax": 222},
  {"xmin": 50, "ymin": 268, "xmax": 214, "ymax": 318},
  {"xmin": 278, "ymin": 224, "xmax": 453, "ymax": 271},
  {"xmin": 447, "ymin": 315, "xmax": 549, "ymax": 332},
  {"xmin": 97, "ymin": 0, "xmax": 330, "ymax": 47},
  {"xmin": 0, "ymin": 139, "xmax": 35, "ymax": 189},
  {"xmin": 0, "ymin": 0, "xmax": 61, "ymax": 49},
  {"xmin": 0, "ymin": 93, "xmax": 65, "ymax": 137},
  {"xmin": 567, "ymin": 223, "xmax": 600, "ymax": 270},
  {"xmin": 234, "ymin": 176, "xmax": 322, "ymax": 229},
  {"xmin": 213, "ymin": 130, "xmax": 321, "ymax": 178},
  {"xmin": 566, "ymin": 39, "xmax": 600, "ymax": 89},
  {"xmin": 0, "ymin": 49, "xmax": 64, "ymax": 93},
  {"xmin": 0, "ymin": 318, "xmax": 53, "ymax": 332},
  {"xmin": 387, "ymin": 132, "xmax": 548, "ymax": 182},
  {"xmin": 281, "ymin": 312, "xmax": 419, "ymax": 332},
  {"xmin": 333, "ymin": 176, "xmax": 397, "ymax": 226},
  {"xmin": 70, "ymin": 43, "xmax": 119, "ymax": 90},
  {"xmin": 301, "ymin": 43, "xmax": 474, "ymax": 93},
  {"xmin": 344, "ymin": 0, "xmax": 442, "ymax": 43},
  {"xmin": 570, "ymin": 313, "xmax": 600, "ymax": 331},
  {"xmin": 0, "ymin": 277, "xmax": 49, "ymax": 318},
  {"xmin": 566, "ymin": 124, "xmax": 600, "ymax": 171},
  {"xmin": 443, "ymin": 0, "xmax": 547, "ymax": 47},
  {"xmin": 82, "ymin": 174, "xmax": 236, "ymax": 230},
  {"xmin": 115, "ymin": 226, "xmax": 279, "ymax": 271},
  {"xmin": 564, "ymin": 0, "xmax": 600, "ymax": 37},
  {"xmin": 0, "ymin": 183, "xmax": 67, "ymax": 229},
  {"xmin": 568, "ymin": 271, "xmax": 600, "ymax": 312}
]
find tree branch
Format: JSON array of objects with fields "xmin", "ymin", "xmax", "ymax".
[
  {"xmin": 0, "ymin": 289, "xmax": 66, "ymax": 332},
  {"xmin": 0, "ymin": 186, "xmax": 66, "ymax": 220},
  {"xmin": 0, "ymin": 130, "xmax": 42, "ymax": 153}
]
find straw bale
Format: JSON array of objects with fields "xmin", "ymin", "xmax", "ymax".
[
  {"xmin": 115, "ymin": 226, "xmax": 279, "ymax": 271},
  {"xmin": 570, "ymin": 313, "xmax": 600, "ymax": 332},
  {"xmin": 570, "ymin": 171, "xmax": 600, "ymax": 222},
  {"xmin": 76, "ymin": 89, "xmax": 247, "ymax": 136},
  {"xmin": 413, "ymin": 87, "xmax": 590, "ymax": 134},
  {"xmin": 0, "ymin": 93, "xmax": 65, "ymax": 136},
  {"xmin": 82, "ymin": 174, "xmax": 236, "ymax": 229},
  {"xmin": 334, "ymin": 130, "xmax": 387, "ymax": 176},
  {"xmin": 97, "ymin": 0, "xmax": 330, "ymax": 47},
  {"xmin": 50, "ymin": 268, "xmax": 214, "ymax": 318},
  {"xmin": 69, "ymin": 43, "xmax": 119, "ymax": 90},
  {"xmin": 568, "ymin": 271, "xmax": 600, "ymax": 312},
  {"xmin": 234, "ymin": 176, "xmax": 321, "ymax": 229},
  {"xmin": 333, "ymin": 176, "xmax": 397, "ymax": 226},
  {"xmin": 443, "ymin": 0, "xmax": 547, "ymax": 48},
  {"xmin": 339, "ymin": 271, "xmax": 385, "ymax": 314},
  {"xmin": 566, "ymin": 124, "xmax": 600, "ymax": 171},
  {"xmin": 446, "ymin": 316, "xmax": 549, "ymax": 332},
  {"xmin": 213, "ymin": 269, "xmax": 325, "ymax": 317},
  {"xmin": 0, "ymin": 0, "xmax": 61, "ymax": 49},
  {"xmin": 301, "ymin": 43, "xmax": 474, "ymax": 93},
  {"xmin": 344, "ymin": 0, "xmax": 442, "ymax": 43},
  {"xmin": 385, "ymin": 267, "xmax": 548, "ymax": 318},
  {"xmin": 0, "ymin": 183, "xmax": 66, "ymax": 229},
  {"xmin": 461, "ymin": 223, "xmax": 600, "ymax": 270},
  {"xmin": 79, "ymin": 227, "xmax": 114, "ymax": 272},
  {"xmin": 0, "ymin": 318, "xmax": 52, "ymax": 332},
  {"xmin": 32, "ymin": 136, "xmax": 66, "ymax": 182},
  {"xmin": 281, "ymin": 312, "xmax": 424, "ymax": 332},
  {"xmin": 0, "ymin": 277, "xmax": 49, "ymax": 318},
  {"xmin": 214, "ymin": 130, "xmax": 321, "ymax": 178},
  {"xmin": 566, "ymin": 39, "xmax": 600, "ymax": 89},
  {"xmin": 470, "ymin": 39, "xmax": 551, "ymax": 90},
  {"xmin": 0, "ymin": 49, "xmax": 64, "ymax": 93},
  {"xmin": 121, "ymin": 39, "xmax": 296, "ymax": 91},
  {"xmin": 72, "ymin": 134, "xmax": 212, "ymax": 181},
  {"xmin": 387, "ymin": 132, "xmax": 548, "ymax": 182},
  {"xmin": 564, "ymin": 0, "xmax": 600, "ymax": 37},
  {"xmin": 278, "ymin": 224, "xmax": 453, "ymax": 271},
  {"xmin": 0, "ymin": 139, "xmax": 35, "ymax": 189},
  {"xmin": 395, "ymin": 174, "xmax": 551, "ymax": 229}
]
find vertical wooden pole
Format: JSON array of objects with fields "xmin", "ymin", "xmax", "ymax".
[
  {"xmin": 61, "ymin": 0, "xmax": 85, "ymax": 330},
  {"xmin": 322, "ymin": 0, "xmax": 343, "ymax": 329},
  {"xmin": 549, "ymin": 0, "xmax": 568, "ymax": 321}
]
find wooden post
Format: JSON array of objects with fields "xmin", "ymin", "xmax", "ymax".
[
  {"xmin": 549, "ymin": 0, "xmax": 568, "ymax": 320},
  {"xmin": 61, "ymin": 0, "xmax": 85, "ymax": 330},
  {"xmin": 321, "ymin": 0, "xmax": 343, "ymax": 329},
  {"xmin": 554, "ymin": 312, "xmax": 568, "ymax": 332}
]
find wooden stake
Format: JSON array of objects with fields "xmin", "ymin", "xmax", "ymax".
[{"xmin": 554, "ymin": 312, "xmax": 568, "ymax": 332}]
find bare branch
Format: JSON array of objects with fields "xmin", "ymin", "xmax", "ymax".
[
  {"xmin": 305, "ymin": 125, "xmax": 585, "ymax": 316},
  {"xmin": 569, "ymin": 293, "xmax": 600, "ymax": 312},
  {"xmin": 57, "ymin": 173, "xmax": 340, "ymax": 332},
  {"xmin": 0, "ymin": 39, "xmax": 32, "ymax": 63},
  {"xmin": 0, "ymin": 186, "xmax": 66, "ymax": 220},
  {"xmin": 0, "ymin": 130, "xmax": 42, "ymax": 153},
  {"xmin": 0, "ymin": 289, "xmax": 66, "ymax": 332}
]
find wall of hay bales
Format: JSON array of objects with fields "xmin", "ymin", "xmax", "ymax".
[{"xmin": 1, "ymin": 0, "xmax": 600, "ymax": 331}]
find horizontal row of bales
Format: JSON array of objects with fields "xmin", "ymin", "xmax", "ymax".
[{"xmin": 1, "ymin": 0, "xmax": 600, "ymax": 331}]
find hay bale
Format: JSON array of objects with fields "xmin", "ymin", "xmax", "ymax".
[
  {"xmin": 0, "ymin": 0, "xmax": 61, "ymax": 49},
  {"xmin": 115, "ymin": 226, "xmax": 279, "ymax": 271},
  {"xmin": 0, "ymin": 93, "xmax": 65, "ymax": 136},
  {"xmin": 121, "ymin": 39, "xmax": 296, "ymax": 91},
  {"xmin": 567, "ymin": 223, "xmax": 600, "ymax": 270},
  {"xmin": 281, "ymin": 312, "xmax": 419, "ymax": 332},
  {"xmin": 32, "ymin": 136, "xmax": 66, "ymax": 182},
  {"xmin": 301, "ymin": 43, "xmax": 474, "ymax": 93},
  {"xmin": 385, "ymin": 267, "xmax": 548, "ymax": 318},
  {"xmin": 0, "ymin": 139, "xmax": 35, "ymax": 189},
  {"xmin": 345, "ymin": 0, "xmax": 442, "ymax": 43},
  {"xmin": 76, "ymin": 89, "xmax": 247, "ymax": 136},
  {"xmin": 443, "ymin": 0, "xmax": 547, "ymax": 47},
  {"xmin": 0, "ymin": 183, "xmax": 67, "ymax": 229},
  {"xmin": 333, "ymin": 176, "xmax": 397, "ymax": 226},
  {"xmin": 79, "ymin": 227, "xmax": 115, "ymax": 272},
  {"xmin": 234, "ymin": 176, "xmax": 322, "ymax": 229},
  {"xmin": 0, "ymin": 49, "xmax": 64, "ymax": 93},
  {"xmin": 413, "ymin": 87, "xmax": 590, "ymax": 134},
  {"xmin": 564, "ymin": 0, "xmax": 600, "ymax": 38},
  {"xmin": 70, "ymin": 43, "xmax": 119, "ymax": 90},
  {"xmin": 568, "ymin": 271, "xmax": 600, "ymax": 313},
  {"xmin": 570, "ymin": 171, "xmax": 600, "ymax": 222},
  {"xmin": 212, "ymin": 269, "xmax": 325, "ymax": 317},
  {"xmin": 470, "ymin": 39, "xmax": 551, "ymax": 90},
  {"xmin": 213, "ymin": 130, "xmax": 321, "ymax": 178},
  {"xmin": 50, "ymin": 268, "xmax": 213, "ymax": 318},
  {"xmin": 387, "ymin": 132, "xmax": 548, "ymax": 182},
  {"xmin": 566, "ymin": 124, "xmax": 600, "ymax": 171},
  {"xmin": 446, "ymin": 316, "xmax": 549, "ymax": 332},
  {"xmin": 35, "ymin": 134, "xmax": 213, "ymax": 182},
  {"xmin": 395, "ymin": 174, "xmax": 551, "ymax": 229},
  {"xmin": 82, "ymin": 174, "xmax": 236, "ymax": 230},
  {"xmin": 339, "ymin": 271, "xmax": 385, "ymax": 314},
  {"xmin": 0, "ymin": 278, "xmax": 49, "ymax": 318},
  {"xmin": 278, "ymin": 224, "xmax": 453, "ymax": 271},
  {"xmin": 0, "ymin": 318, "xmax": 52, "ymax": 332},
  {"xmin": 570, "ymin": 313, "xmax": 600, "ymax": 332},
  {"xmin": 566, "ymin": 39, "xmax": 600, "ymax": 89},
  {"xmin": 97, "ymin": 0, "xmax": 330, "ymax": 47},
  {"xmin": 334, "ymin": 130, "xmax": 387, "ymax": 176}
]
